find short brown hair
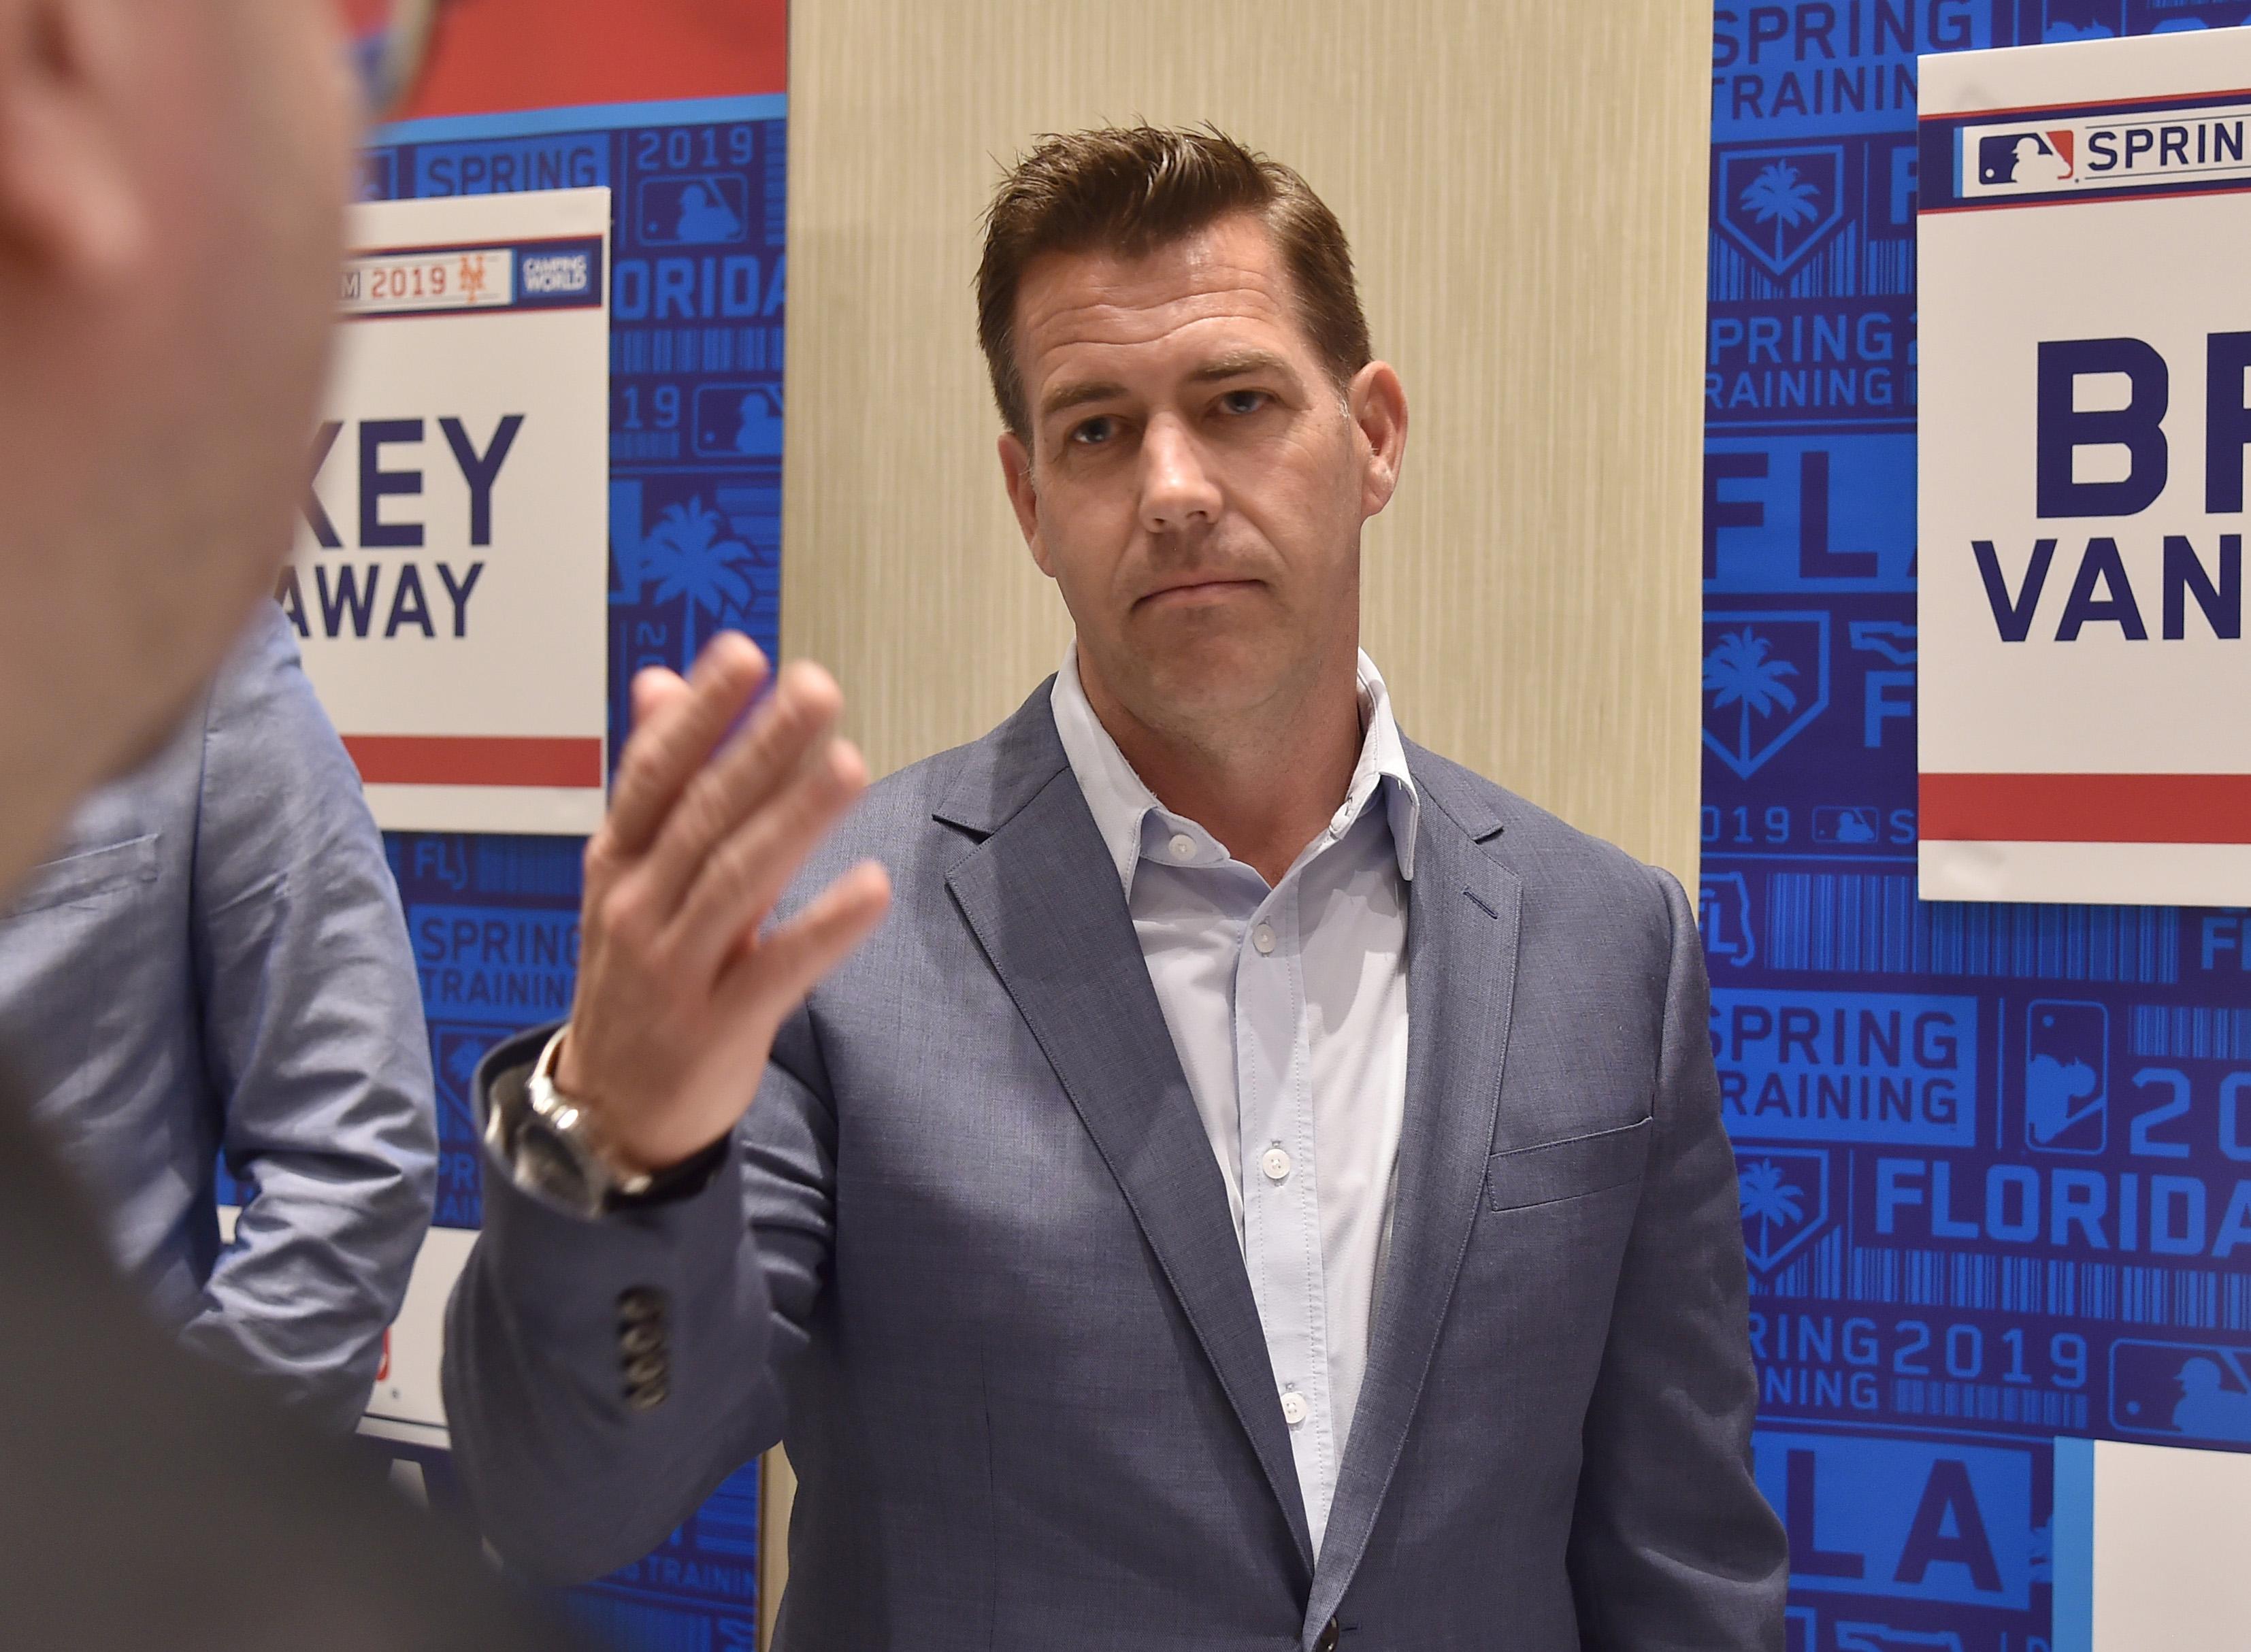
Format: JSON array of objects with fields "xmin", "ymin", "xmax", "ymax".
[{"xmin": 976, "ymin": 125, "xmax": 1371, "ymax": 442}]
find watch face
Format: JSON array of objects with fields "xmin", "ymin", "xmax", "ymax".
[{"xmin": 517, "ymin": 1115, "xmax": 602, "ymax": 1217}]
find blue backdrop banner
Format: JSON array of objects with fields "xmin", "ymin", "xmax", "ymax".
[
  {"xmin": 346, "ymin": 93, "xmax": 783, "ymax": 1650},
  {"xmin": 1708, "ymin": 6, "xmax": 2251, "ymax": 1650}
]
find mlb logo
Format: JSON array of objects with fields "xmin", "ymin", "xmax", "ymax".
[
  {"xmin": 1812, "ymin": 806, "xmax": 1880, "ymax": 846},
  {"xmin": 1715, "ymin": 145, "xmax": 1846, "ymax": 280},
  {"xmin": 2110, "ymin": 1338, "xmax": 2251, "ymax": 1444},
  {"xmin": 1736, "ymin": 1147, "xmax": 1830, "ymax": 1272},
  {"xmin": 1976, "ymin": 129, "xmax": 2075, "ymax": 187},
  {"xmin": 694, "ymin": 384, "xmax": 785, "ymax": 458},
  {"xmin": 1703, "ymin": 612, "xmax": 1830, "ymax": 779},
  {"xmin": 639, "ymin": 175, "xmax": 751, "ymax": 246},
  {"xmin": 2024, "ymin": 1000, "xmax": 2106, "ymax": 1154}
]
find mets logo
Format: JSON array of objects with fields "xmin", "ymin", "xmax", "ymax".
[
  {"xmin": 1737, "ymin": 1147, "xmax": 1832, "ymax": 1273},
  {"xmin": 1703, "ymin": 612, "xmax": 1830, "ymax": 779},
  {"xmin": 1716, "ymin": 146, "xmax": 1845, "ymax": 279}
]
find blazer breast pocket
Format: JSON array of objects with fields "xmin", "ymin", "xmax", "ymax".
[
  {"xmin": 1, "ymin": 833, "xmax": 160, "ymax": 921},
  {"xmin": 1484, "ymin": 1116, "xmax": 1652, "ymax": 1212}
]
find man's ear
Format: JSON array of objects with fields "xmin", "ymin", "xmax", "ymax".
[
  {"xmin": 998, "ymin": 429, "xmax": 1055, "ymax": 576},
  {"xmin": 0, "ymin": 0, "xmax": 143, "ymax": 281},
  {"xmin": 1348, "ymin": 361, "xmax": 1409, "ymax": 521}
]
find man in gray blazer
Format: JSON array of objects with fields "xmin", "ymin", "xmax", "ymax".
[
  {"xmin": 0, "ymin": 598, "xmax": 436, "ymax": 1432},
  {"xmin": 448, "ymin": 126, "xmax": 1788, "ymax": 1648}
]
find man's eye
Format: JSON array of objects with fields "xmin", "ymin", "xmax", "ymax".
[
  {"xmin": 1219, "ymin": 390, "xmax": 1269, "ymax": 416},
  {"xmin": 1070, "ymin": 416, "xmax": 1117, "ymax": 446}
]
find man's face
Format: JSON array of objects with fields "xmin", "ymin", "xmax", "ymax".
[
  {"xmin": 115, "ymin": 0, "xmax": 358, "ymax": 739},
  {"xmin": 1, "ymin": 0, "xmax": 355, "ymax": 782},
  {"xmin": 998, "ymin": 213, "xmax": 1404, "ymax": 738}
]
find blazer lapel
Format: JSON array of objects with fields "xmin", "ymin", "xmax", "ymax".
[
  {"xmin": 1303, "ymin": 750, "xmax": 1523, "ymax": 1636},
  {"xmin": 938, "ymin": 688, "xmax": 1317, "ymax": 1574}
]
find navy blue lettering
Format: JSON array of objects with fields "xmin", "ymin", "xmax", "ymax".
[
  {"xmin": 1971, "ymin": 539, "xmax": 2055, "ymax": 642},
  {"xmin": 438, "ymin": 415, "xmax": 523, "ymax": 546},
  {"xmin": 359, "ymin": 418, "xmax": 425, "ymax": 548},
  {"xmin": 2164, "ymin": 534, "xmax": 2241, "ymax": 640},
  {"xmin": 2037, "ymin": 337, "xmax": 2169, "ymax": 518},
  {"xmin": 2056, "ymin": 538, "xmax": 2148, "ymax": 641},
  {"xmin": 1895, "ymin": 1459, "xmax": 2001, "ymax": 1592}
]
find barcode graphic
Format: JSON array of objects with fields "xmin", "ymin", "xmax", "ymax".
[
  {"xmin": 1892, "ymin": 1379, "xmax": 2089, "ymax": 1430},
  {"xmin": 2131, "ymin": 1004, "xmax": 2251, "ymax": 1059},
  {"xmin": 1836, "ymin": 1248, "xmax": 2251, "ymax": 1330},
  {"xmin": 612, "ymin": 325, "xmax": 783, "ymax": 374},
  {"xmin": 1746, "ymin": 1228, "xmax": 1845, "ymax": 1298},
  {"xmin": 1766, "ymin": 872, "xmax": 2179, "ymax": 982},
  {"xmin": 473, "ymin": 838, "xmax": 582, "ymax": 897}
]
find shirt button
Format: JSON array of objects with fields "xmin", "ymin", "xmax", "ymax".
[
  {"xmin": 1280, "ymin": 1391, "xmax": 1310, "ymax": 1427},
  {"xmin": 1252, "ymin": 923, "xmax": 1277, "ymax": 955},
  {"xmin": 1261, "ymin": 1146, "xmax": 1292, "ymax": 1183},
  {"xmin": 1168, "ymin": 833, "xmax": 1196, "ymax": 861}
]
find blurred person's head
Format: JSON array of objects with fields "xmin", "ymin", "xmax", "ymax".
[
  {"xmin": 982, "ymin": 125, "xmax": 1406, "ymax": 757},
  {"xmin": 0, "ymin": 0, "xmax": 357, "ymax": 890}
]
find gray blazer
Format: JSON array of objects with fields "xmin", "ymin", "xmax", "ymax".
[
  {"xmin": 0, "ymin": 603, "xmax": 434, "ymax": 1432},
  {"xmin": 445, "ymin": 684, "xmax": 1787, "ymax": 1650}
]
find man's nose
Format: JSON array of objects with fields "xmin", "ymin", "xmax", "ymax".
[{"xmin": 1138, "ymin": 416, "xmax": 1222, "ymax": 534}]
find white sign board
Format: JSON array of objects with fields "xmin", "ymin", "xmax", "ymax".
[
  {"xmin": 1921, "ymin": 31, "xmax": 2251, "ymax": 904},
  {"xmin": 286, "ymin": 188, "xmax": 610, "ymax": 834}
]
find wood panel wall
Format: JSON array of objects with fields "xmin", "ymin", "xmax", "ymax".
[{"xmin": 767, "ymin": 2, "xmax": 1713, "ymax": 1638}]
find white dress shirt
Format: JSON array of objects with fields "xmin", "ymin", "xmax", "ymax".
[{"xmin": 1049, "ymin": 644, "xmax": 1417, "ymax": 1555}]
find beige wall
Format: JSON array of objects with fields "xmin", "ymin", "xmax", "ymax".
[{"xmin": 768, "ymin": 0, "xmax": 1712, "ymax": 1638}]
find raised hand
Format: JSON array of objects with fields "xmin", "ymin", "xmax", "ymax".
[{"xmin": 553, "ymin": 633, "xmax": 891, "ymax": 1173}]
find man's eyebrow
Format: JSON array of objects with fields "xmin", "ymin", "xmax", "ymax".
[
  {"xmin": 1036, "ymin": 350, "xmax": 1304, "ymax": 423},
  {"xmin": 1187, "ymin": 348, "xmax": 1299, "ymax": 384},
  {"xmin": 1038, "ymin": 379, "xmax": 1128, "ymax": 421}
]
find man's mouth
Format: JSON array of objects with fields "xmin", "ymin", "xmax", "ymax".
[{"xmin": 1136, "ymin": 576, "xmax": 1262, "ymax": 608}]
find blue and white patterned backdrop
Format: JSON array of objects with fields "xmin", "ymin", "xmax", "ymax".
[
  {"xmin": 1708, "ymin": 6, "xmax": 2251, "ymax": 1649},
  {"xmin": 357, "ymin": 94, "xmax": 783, "ymax": 1649}
]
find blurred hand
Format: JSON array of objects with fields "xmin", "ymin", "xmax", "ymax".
[{"xmin": 555, "ymin": 634, "xmax": 891, "ymax": 1172}]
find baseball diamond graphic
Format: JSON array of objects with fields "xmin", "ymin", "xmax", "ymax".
[
  {"xmin": 1717, "ymin": 146, "xmax": 1848, "ymax": 279},
  {"xmin": 1737, "ymin": 1147, "xmax": 1832, "ymax": 1272},
  {"xmin": 1703, "ymin": 612, "xmax": 1830, "ymax": 779}
]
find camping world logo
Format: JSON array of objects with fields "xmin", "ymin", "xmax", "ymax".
[
  {"xmin": 1716, "ymin": 146, "xmax": 1846, "ymax": 279},
  {"xmin": 1703, "ymin": 612, "xmax": 1830, "ymax": 779},
  {"xmin": 1737, "ymin": 1147, "xmax": 1832, "ymax": 1273}
]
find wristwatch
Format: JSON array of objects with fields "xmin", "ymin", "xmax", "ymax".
[{"xmin": 488, "ymin": 1026, "xmax": 655, "ymax": 1219}]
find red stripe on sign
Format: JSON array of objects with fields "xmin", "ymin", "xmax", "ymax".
[
  {"xmin": 343, "ymin": 736, "xmax": 604, "ymax": 789},
  {"xmin": 1922, "ymin": 774, "xmax": 2251, "ymax": 844}
]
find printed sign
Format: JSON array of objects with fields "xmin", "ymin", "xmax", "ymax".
[
  {"xmin": 337, "ymin": 96, "xmax": 789, "ymax": 1643},
  {"xmin": 288, "ymin": 188, "xmax": 611, "ymax": 834},
  {"xmin": 1920, "ymin": 28, "xmax": 2251, "ymax": 904}
]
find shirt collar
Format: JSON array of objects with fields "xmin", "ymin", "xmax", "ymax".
[{"xmin": 1048, "ymin": 642, "xmax": 1420, "ymax": 897}]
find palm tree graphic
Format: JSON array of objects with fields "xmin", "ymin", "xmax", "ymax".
[
  {"xmin": 1738, "ymin": 1159, "xmax": 1805, "ymax": 1259},
  {"xmin": 642, "ymin": 497, "xmax": 755, "ymax": 658},
  {"xmin": 1739, "ymin": 161, "xmax": 1823, "ymax": 263},
  {"xmin": 1703, "ymin": 628, "xmax": 1798, "ymax": 765}
]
